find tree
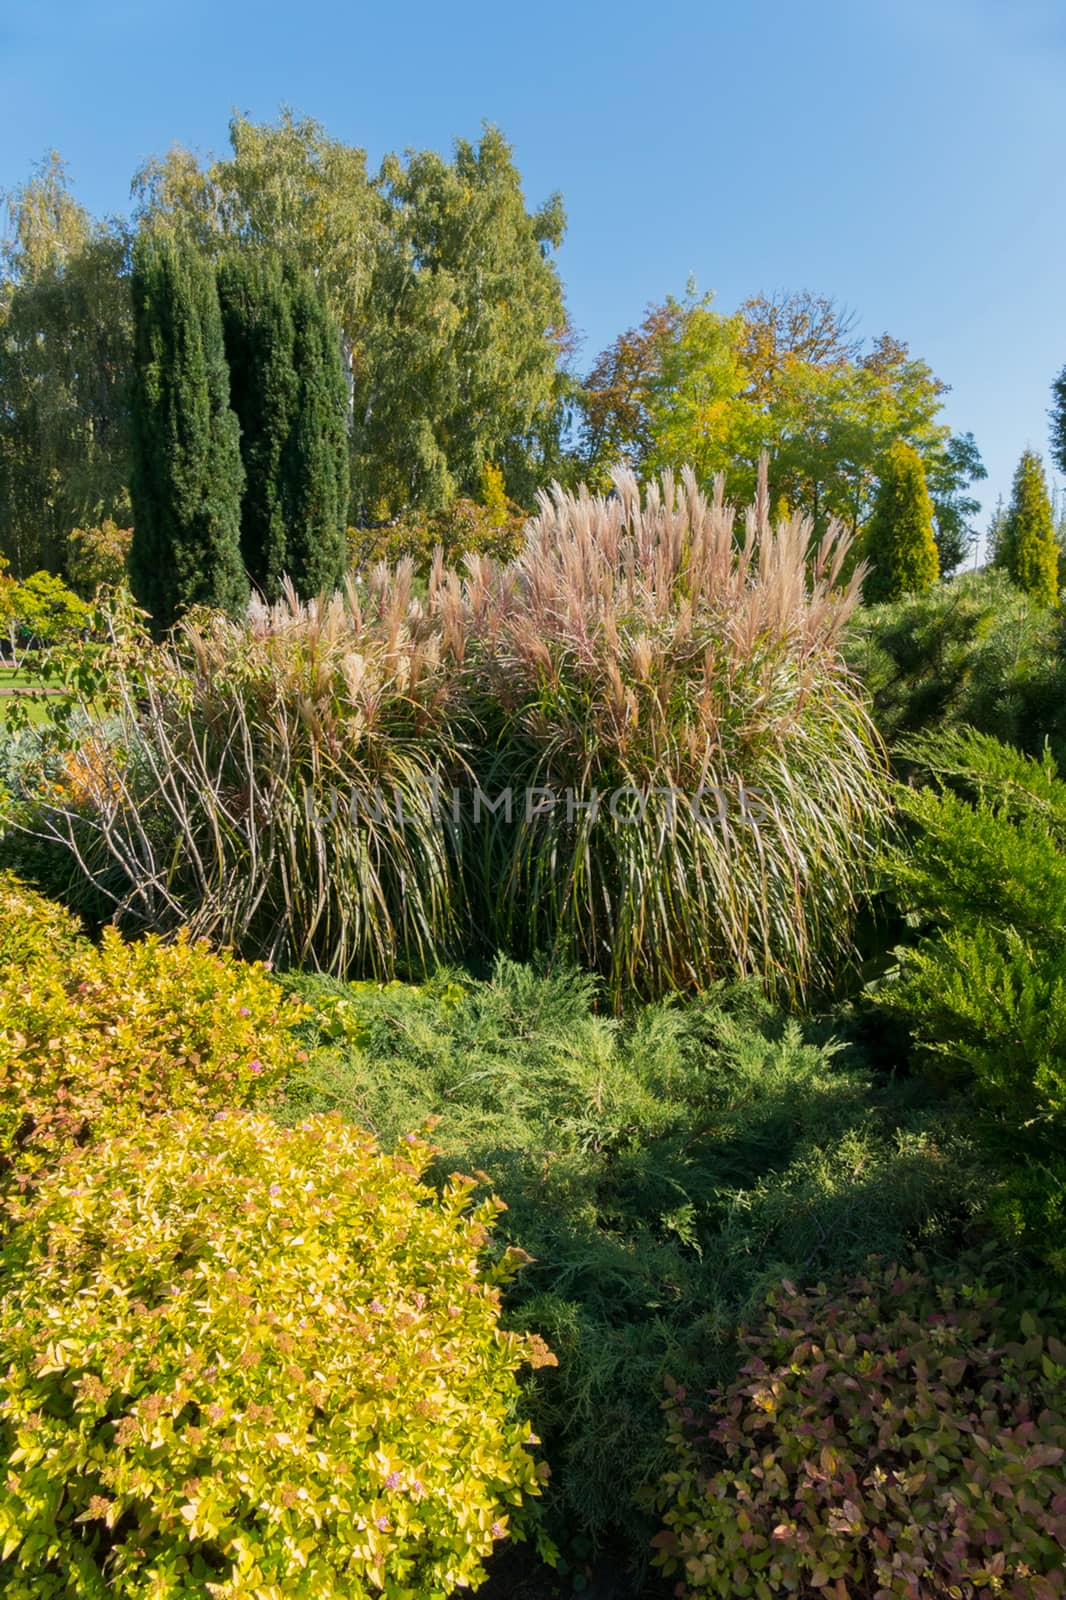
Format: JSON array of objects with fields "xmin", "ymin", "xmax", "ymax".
[
  {"xmin": 282, "ymin": 264, "xmax": 349, "ymax": 594},
  {"xmin": 924, "ymin": 431, "xmax": 987, "ymax": 574},
  {"xmin": 218, "ymin": 254, "xmax": 348, "ymax": 599},
  {"xmin": 577, "ymin": 290, "xmax": 975, "ymax": 540},
  {"xmin": 217, "ymin": 253, "xmax": 297, "ymax": 598},
  {"xmin": 128, "ymin": 235, "xmax": 247, "ymax": 630},
  {"xmin": 862, "ymin": 440, "xmax": 940, "ymax": 604},
  {"xmin": 133, "ymin": 115, "xmax": 571, "ymax": 520},
  {"xmin": 1050, "ymin": 362, "xmax": 1066, "ymax": 478},
  {"xmin": 995, "ymin": 449, "xmax": 1059, "ymax": 607},
  {"xmin": 352, "ymin": 127, "xmax": 569, "ymax": 516},
  {"xmin": 0, "ymin": 154, "xmax": 132, "ymax": 575}
]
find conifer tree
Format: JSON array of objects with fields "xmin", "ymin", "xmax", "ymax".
[
  {"xmin": 128, "ymin": 235, "xmax": 247, "ymax": 629},
  {"xmin": 1050, "ymin": 363, "xmax": 1066, "ymax": 478},
  {"xmin": 996, "ymin": 449, "xmax": 1059, "ymax": 607},
  {"xmin": 217, "ymin": 253, "xmax": 297, "ymax": 597},
  {"xmin": 282, "ymin": 265, "xmax": 349, "ymax": 595},
  {"xmin": 217, "ymin": 255, "xmax": 347, "ymax": 600},
  {"xmin": 862, "ymin": 439, "xmax": 940, "ymax": 604}
]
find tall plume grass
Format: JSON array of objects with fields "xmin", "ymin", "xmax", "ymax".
[
  {"xmin": 13, "ymin": 463, "xmax": 886, "ymax": 1000},
  {"xmin": 473, "ymin": 462, "xmax": 886, "ymax": 1003},
  {"xmin": 19, "ymin": 575, "xmax": 471, "ymax": 976}
]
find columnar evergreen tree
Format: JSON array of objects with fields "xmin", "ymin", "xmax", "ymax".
[
  {"xmin": 217, "ymin": 255, "xmax": 348, "ymax": 600},
  {"xmin": 128, "ymin": 235, "xmax": 247, "ymax": 629},
  {"xmin": 862, "ymin": 440, "xmax": 940, "ymax": 604},
  {"xmin": 282, "ymin": 265, "xmax": 349, "ymax": 595},
  {"xmin": 995, "ymin": 449, "xmax": 1059, "ymax": 608},
  {"xmin": 1050, "ymin": 363, "xmax": 1066, "ymax": 478},
  {"xmin": 217, "ymin": 254, "xmax": 297, "ymax": 597}
]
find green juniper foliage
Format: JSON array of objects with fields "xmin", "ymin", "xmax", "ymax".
[
  {"xmin": 846, "ymin": 569, "xmax": 1066, "ymax": 762},
  {"xmin": 879, "ymin": 727, "xmax": 1066, "ymax": 1271},
  {"xmin": 128, "ymin": 234, "xmax": 248, "ymax": 630},
  {"xmin": 279, "ymin": 959, "xmax": 982, "ymax": 1557},
  {"xmin": 862, "ymin": 439, "xmax": 940, "ymax": 604}
]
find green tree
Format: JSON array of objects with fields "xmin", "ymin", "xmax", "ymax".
[
  {"xmin": 282, "ymin": 264, "xmax": 349, "ymax": 594},
  {"xmin": 353, "ymin": 127, "xmax": 568, "ymax": 516},
  {"xmin": 133, "ymin": 115, "xmax": 570, "ymax": 521},
  {"xmin": 924, "ymin": 431, "xmax": 986, "ymax": 574},
  {"xmin": 0, "ymin": 154, "xmax": 132, "ymax": 575},
  {"xmin": 128, "ymin": 235, "xmax": 247, "ymax": 630},
  {"xmin": 217, "ymin": 253, "xmax": 297, "ymax": 598},
  {"xmin": 218, "ymin": 254, "xmax": 348, "ymax": 599},
  {"xmin": 578, "ymin": 293, "xmax": 981, "ymax": 544},
  {"xmin": 995, "ymin": 449, "xmax": 1059, "ymax": 607},
  {"xmin": 1050, "ymin": 362, "xmax": 1066, "ymax": 478},
  {"xmin": 862, "ymin": 440, "xmax": 940, "ymax": 603}
]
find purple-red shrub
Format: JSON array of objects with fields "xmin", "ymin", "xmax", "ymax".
[{"xmin": 654, "ymin": 1264, "xmax": 1066, "ymax": 1599}]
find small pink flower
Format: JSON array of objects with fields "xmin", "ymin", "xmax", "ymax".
[
  {"xmin": 238, "ymin": 1007, "xmax": 251, "ymax": 1017},
  {"xmin": 384, "ymin": 1471, "xmax": 401, "ymax": 1491},
  {"xmin": 376, "ymin": 1515, "xmax": 390, "ymax": 1531},
  {"xmin": 248, "ymin": 1060, "xmax": 263, "ymax": 1074},
  {"xmin": 269, "ymin": 1184, "xmax": 282, "ymax": 1197},
  {"xmin": 492, "ymin": 1521, "xmax": 506, "ymax": 1540}
]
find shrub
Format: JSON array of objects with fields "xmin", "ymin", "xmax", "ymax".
[
  {"xmin": 65, "ymin": 519, "xmax": 132, "ymax": 598},
  {"xmin": 279, "ymin": 961, "xmax": 982, "ymax": 1557},
  {"xmin": 473, "ymin": 466, "xmax": 886, "ymax": 1004},
  {"xmin": 0, "ymin": 1110, "xmax": 547, "ymax": 1598},
  {"xmin": 0, "ymin": 884, "xmax": 305, "ymax": 1196},
  {"xmin": 0, "ymin": 871, "xmax": 84, "ymax": 970},
  {"xmin": 347, "ymin": 483, "xmax": 527, "ymax": 573},
  {"xmin": 653, "ymin": 1264, "xmax": 1066, "ymax": 1598},
  {"xmin": 846, "ymin": 570, "xmax": 1066, "ymax": 761},
  {"xmin": 876, "ymin": 728, "xmax": 1066, "ymax": 1270},
  {"xmin": 2, "ymin": 571, "xmax": 89, "ymax": 664}
]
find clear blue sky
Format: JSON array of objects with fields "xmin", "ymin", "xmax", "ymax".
[{"xmin": 3, "ymin": 0, "xmax": 1064, "ymax": 536}]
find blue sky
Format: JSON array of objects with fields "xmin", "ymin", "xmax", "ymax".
[{"xmin": 3, "ymin": 0, "xmax": 1064, "ymax": 535}]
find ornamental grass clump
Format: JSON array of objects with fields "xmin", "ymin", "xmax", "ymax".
[
  {"xmin": 0, "ymin": 1111, "xmax": 549, "ymax": 1599},
  {"xmin": 476, "ymin": 464, "xmax": 886, "ymax": 1003},
  {"xmin": 18, "ymin": 576, "xmax": 472, "ymax": 977},
  {"xmin": 654, "ymin": 1264, "xmax": 1066, "ymax": 1598}
]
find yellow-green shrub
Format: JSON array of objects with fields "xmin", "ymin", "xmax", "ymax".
[
  {"xmin": 0, "ymin": 873, "xmax": 85, "ymax": 971},
  {"xmin": 0, "ymin": 914, "xmax": 306, "ymax": 1196},
  {"xmin": 0, "ymin": 1111, "xmax": 548, "ymax": 1598},
  {"xmin": 653, "ymin": 1264, "xmax": 1066, "ymax": 1598}
]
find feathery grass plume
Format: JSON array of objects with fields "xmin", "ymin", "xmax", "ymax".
[
  {"xmin": 14, "ymin": 578, "xmax": 472, "ymax": 976},
  {"xmin": 474, "ymin": 461, "xmax": 887, "ymax": 1005}
]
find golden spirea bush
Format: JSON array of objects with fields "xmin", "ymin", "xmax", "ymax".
[
  {"xmin": 0, "ymin": 871, "xmax": 84, "ymax": 971},
  {"xmin": 0, "ymin": 1111, "xmax": 549, "ymax": 1599},
  {"xmin": 653, "ymin": 1265, "xmax": 1066, "ymax": 1599},
  {"xmin": 0, "ymin": 876, "xmax": 306, "ymax": 1198}
]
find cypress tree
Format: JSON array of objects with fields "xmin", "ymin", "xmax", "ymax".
[
  {"xmin": 128, "ymin": 235, "xmax": 247, "ymax": 630},
  {"xmin": 862, "ymin": 440, "xmax": 940, "ymax": 604},
  {"xmin": 996, "ymin": 449, "xmax": 1059, "ymax": 608},
  {"xmin": 282, "ymin": 264, "xmax": 349, "ymax": 596},
  {"xmin": 217, "ymin": 255, "xmax": 348, "ymax": 601},
  {"xmin": 217, "ymin": 254, "xmax": 297, "ymax": 598}
]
